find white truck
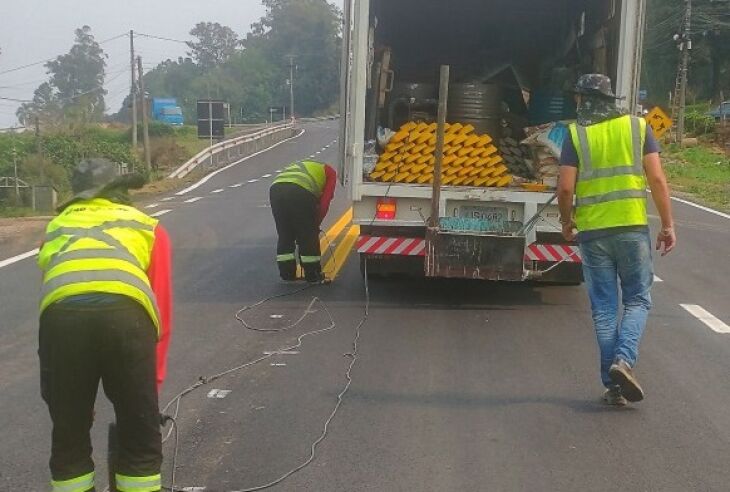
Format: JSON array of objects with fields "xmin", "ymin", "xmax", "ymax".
[{"xmin": 338, "ymin": 0, "xmax": 647, "ymax": 282}]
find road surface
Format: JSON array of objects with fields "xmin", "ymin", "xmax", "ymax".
[{"xmin": 1, "ymin": 119, "xmax": 730, "ymax": 491}]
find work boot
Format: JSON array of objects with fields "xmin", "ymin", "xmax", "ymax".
[
  {"xmin": 305, "ymin": 271, "xmax": 329, "ymax": 285},
  {"xmin": 609, "ymin": 359, "xmax": 645, "ymax": 402},
  {"xmin": 602, "ymin": 385, "xmax": 628, "ymax": 406}
]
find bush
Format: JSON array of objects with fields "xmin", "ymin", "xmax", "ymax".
[
  {"xmin": 685, "ymin": 109, "xmax": 716, "ymax": 136},
  {"xmin": 149, "ymin": 137, "xmax": 192, "ymax": 172}
]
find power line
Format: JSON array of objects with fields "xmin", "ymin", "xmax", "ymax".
[{"xmin": 136, "ymin": 32, "xmax": 189, "ymax": 45}]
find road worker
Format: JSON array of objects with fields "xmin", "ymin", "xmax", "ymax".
[
  {"xmin": 37, "ymin": 158, "xmax": 173, "ymax": 492},
  {"xmin": 270, "ymin": 160, "xmax": 337, "ymax": 283},
  {"xmin": 558, "ymin": 74, "xmax": 676, "ymax": 406}
]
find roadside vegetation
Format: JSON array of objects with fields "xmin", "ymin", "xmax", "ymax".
[{"xmin": 663, "ymin": 144, "xmax": 730, "ymax": 212}]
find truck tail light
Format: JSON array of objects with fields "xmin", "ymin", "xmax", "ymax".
[{"xmin": 376, "ymin": 198, "xmax": 397, "ymax": 220}]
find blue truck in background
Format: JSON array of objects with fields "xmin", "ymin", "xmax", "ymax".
[{"xmin": 151, "ymin": 98, "xmax": 184, "ymax": 126}]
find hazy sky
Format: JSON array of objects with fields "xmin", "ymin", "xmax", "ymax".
[{"xmin": 0, "ymin": 0, "xmax": 338, "ymax": 128}]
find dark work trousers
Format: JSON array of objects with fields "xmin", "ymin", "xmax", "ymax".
[
  {"xmin": 38, "ymin": 296, "xmax": 162, "ymax": 486},
  {"xmin": 269, "ymin": 182, "xmax": 322, "ymax": 281}
]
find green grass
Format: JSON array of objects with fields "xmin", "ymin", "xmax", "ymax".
[
  {"xmin": 663, "ymin": 144, "xmax": 730, "ymax": 212},
  {"xmin": 0, "ymin": 205, "xmax": 38, "ymax": 218}
]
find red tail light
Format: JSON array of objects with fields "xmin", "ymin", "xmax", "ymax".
[{"xmin": 376, "ymin": 198, "xmax": 397, "ymax": 220}]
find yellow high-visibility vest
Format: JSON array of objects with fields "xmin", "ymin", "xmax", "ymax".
[
  {"xmin": 38, "ymin": 198, "xmax": 161, "ymax": 334},
  {"xmin": 273, "ymin": 160, "xmax": 326, "ymax": 197},
  {"xmin": 569, "ymin": 115, "xmax": 649, "ymax": 232}
]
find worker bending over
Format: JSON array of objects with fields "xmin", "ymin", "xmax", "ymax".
[
  {"xmin": 270, "ymin": 160, "xmax": 337, "ymax": 283},
  {"xmin": 37, "ymin": 158, "xmax": 173, "ymax": 492}
]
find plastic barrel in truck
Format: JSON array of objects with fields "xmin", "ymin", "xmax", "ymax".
[
  {"xmin": 151, "ymin": 98, "xmax": 184, "ymax": 126},
  {"xmin": 339, "ymin": 0, "xmax": 647, "ymax": 283}
]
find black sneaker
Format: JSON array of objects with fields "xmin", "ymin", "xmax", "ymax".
[
  {"xmin": 602, "ymin": 386, "xmax": 628, "ymax": 406},
  {"xmin": 609, "ymin": 359, "xmax": 645, "ymax": 402}
]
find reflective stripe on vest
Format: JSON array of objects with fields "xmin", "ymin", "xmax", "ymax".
[
  {"xmin": 273, "ymin": 160, "xmax": 326, "ymax": 196},
  {"xmin": 38, "ymin": 199, "xmax": 161, "ymax": 334},
  {"xmin": 569, "ymin": 115, "xmax": 649, "ymax": 231}
]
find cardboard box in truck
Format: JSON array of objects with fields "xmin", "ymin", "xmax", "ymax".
[{"xmin": 338, "ymin": 0, "xmax": 647, "ymax": 283}]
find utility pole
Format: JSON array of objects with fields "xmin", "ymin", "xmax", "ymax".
[
  {"xmin": 35, "ymin": 116, "xmax": 44, "ymax": 184},
  {"xmin": 677, "ymin": 0, "xmax": 692, "ymax": 147},
  {"xmin": 130, "ymin": 30, "xmax": 138, "ymax": 149},
  {"xmin": 287, "ymin": 55, "xmax": 295, "ymax": 121},
  {"xmin": 137, "ymin": 56, "xmax": 151, "ymax": 172}
]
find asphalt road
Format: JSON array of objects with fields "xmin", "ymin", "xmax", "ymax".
[{"xmin": 1, "ymin": 119, "xmax": 730, "ymax": 491}]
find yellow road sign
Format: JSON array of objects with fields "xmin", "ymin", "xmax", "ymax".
[{"xmin": 645, "ymin": 107, "xmax": 673, "ymax": 139}]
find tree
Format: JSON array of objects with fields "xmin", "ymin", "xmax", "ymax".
[
  {"xmin": 17, "ymin": 26, "xmax": 107, "ymax": 126},
  {"xmin": 186, "ymin": 22, "xmax": 240, "ymax": 69},
  {"xmin": 247, "ymin": 0, "xmax": 341, "ymax": 116}
]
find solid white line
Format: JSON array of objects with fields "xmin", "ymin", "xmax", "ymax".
[
  {"xmin": 262, "ymin": 174, "xmax": 272, "ymax": 178},
  {"xmin": 229, "ymin": 183, "xmax": 244, "ymax": 188},
  {"xmin": 184, "ymin": 197, "xmax": 203, "ymax": 203},
  {"xmin": 145, "ymin": 203, "xmax": 160, "ymax": 209},
  {"xmin": 175, "ymin": 128, "xmax": 306, "ymax": 196},
  {"xmin": 680, "ymin": 304, "xmax": 730, "ymax": 334},
  {"xmin": 247, "ymin": 179, "xmax": 259, "ymax": 183},
  {"xmin": 150, "ymin": 209, "xmax": 172, "ymax": 217},
  {"xmin": 654, "ymin": 275, "xmax": 663, "ymax": 283},
  {"xmin": 211, "ymin": 188, "xmax": 224, "ymax": 194},
  {"xmin": 671, "ymin": 197, "xmax": 730, "ymax": 220},
  {"xmin": 0, "ymin": 248, "xmax": 39, "ymax": 269}
]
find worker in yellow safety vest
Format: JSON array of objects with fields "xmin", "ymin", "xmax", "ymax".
[
  {"xmin": 37, "ymin": 158, "xmax": 173, "ymax": 492},
  {"xmin": 270, "ymin": 160, "xmax": 337, "ymax": 283},
  {"xmin": 558, "ymin": 74, "xmax": 676, "ymax": 406}
]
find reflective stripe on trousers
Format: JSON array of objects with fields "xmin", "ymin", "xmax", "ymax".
[
  {"xmin": 51, "ymin": 471, "xmax": 95, "ymax": 492},
  {"xmin": 116, "ymin": 473, "xmax": 161, "ymax": 492}
]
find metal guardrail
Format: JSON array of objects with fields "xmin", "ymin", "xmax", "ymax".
[{"xmin": 169, "ymin": 123, "xmax": 295, "ymax": 179}]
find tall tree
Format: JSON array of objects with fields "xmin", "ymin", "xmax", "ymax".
[
  {"xmin": 247, "ymin": 0, "xmax": 342, "ymax": 116},
  {"xmin": 17, "ymin": 26, "xmax": 107, "ymax": 125},
  {"xmin": 186, "ymin": 22, "xmax": 240, "ymax": 69}
]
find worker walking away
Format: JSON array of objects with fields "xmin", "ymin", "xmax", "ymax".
[
  {"xmin": 558, "ymin": 74, "xmax": 676, "ymax": 406},
  {"xmin": 270, "ymin": 160, "xmax": 337, "ymax": 283},
  {"xmin": 37, "ymin": 158, "xmax": 173, "ymax": 492}
]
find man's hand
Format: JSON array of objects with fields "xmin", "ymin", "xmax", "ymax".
[
  {"xmin": 562, "ymin": 221, "xmax": 577, "ymax": 242},
  {"xmin": 656, "ymin": 227, "xmax": 676, "ymax": 256}
]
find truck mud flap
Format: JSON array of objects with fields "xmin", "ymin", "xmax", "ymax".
[{"xmin": 425, "ymin": 229, "xmax": 526, "ymax": 281}]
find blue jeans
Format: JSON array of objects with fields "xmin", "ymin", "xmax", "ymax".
[{"xmin": 580, "ymin": 231, "xmax": 654, "ymax": 387}]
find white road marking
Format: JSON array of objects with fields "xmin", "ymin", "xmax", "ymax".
[
  {"xmin": 160, "ymin": 197, "xmax": 175, "ymax": 202},
  {"xmin": 0, "ymin": 248, "xmax": 39, "ymax": 269},
  {"xmin": 247, "ymin": 179, "xmax": 259, "ymax": 183},
  {"xmin": 262, "ymin": 174, "xmax": 272, "ymax": 178},
  {"xmin": 175, "ymin": 128, "xmax": 306, "ymax": 195},
  {"xmin": 207, "ymin": 389, "xmax": 232, "ymax": 399},
  {"xmin": 211, "ymin": 188, "xmax": 224, "ymax": 194},
  {"xmin": 654, "ymin": 275, "xmax": 663, "ymax": 283},
  {"xmin": 263, "ymin": 351, "xmax": 300, "ymax": 355},
  {"xmin": 150, "ymin": 209, "xmax": 172, "ymax": 217},
  {"xmin": 145, "ymin": 203, "xmax": 160, "ymax": 209},
  {"xmin": 671, "ymin": 197, "xmax": 730, "ymax": 220},
  {"xmin": 229, "ymin": 183, "xmax": 244, "ymax": 188},
  {"xmin": 270, "ymin": 363, "xmax": 287, "ymax": 367},
  {"xmin": 680, "ymin": 304, "xmax": 730, "ymax": 334},
  {"xmin": 184, "ymin": 197, "xmax": 203, "ymax": 203},
  {"xmin": 275, "ymin": 169, "xmax": 282, "ymax": 173}
]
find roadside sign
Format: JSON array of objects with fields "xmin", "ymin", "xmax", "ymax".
[
  {"xmin": 197, "ymin": 99, "xmax": 226, "ymax": 139},
  {"xmin": 639, "ymin": 89, "xmax": 648, "ymax": 102},
  {"xmin": 645, "ymin": 107, "xmax": 672, "ymax": 139}
]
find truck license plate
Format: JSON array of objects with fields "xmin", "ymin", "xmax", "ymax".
[{"xmin": 459, "ymin": 206, "xmax": 507, "ymax": 223}]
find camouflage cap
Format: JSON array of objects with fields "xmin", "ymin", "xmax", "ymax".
[
  {"xmin": 574, "ymin": 74, "xmax": 618, "ymax": 100},
  {"xmin": 70, "ymin": 158, "xmax": 120, "ymax": 197}
]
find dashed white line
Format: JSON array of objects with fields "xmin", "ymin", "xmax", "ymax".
[
  {"xmin": 275, "ymin": 169, "xmax": 282, "ymax": 173},
  {"xmin": 160, "ymin": 197, "xmax": 175, "ymax": 202},
  {"xmin": 654, "ymin": 275, "xmax": 663, "ymax": 283},
  {"xmin": 247, "ymin": 179, "xmax": 259, "ymax": 183},
  {"xmin": 150, "ymin": 209, "xmax": 172, "ymax": 217},
  {"xmin": 229, "ymin": 183, "xmax": 244, "ymax": 188},
  {"xmin": 184, "ymin": 197, "xmax": 203, "ymax": 203},
  {"xmin": 262, "ymin": 174, "xmax": 272, "ymax": 178},
  {"xmin": 145, "ymin": 203, "xmax": 160, "ymax": 209},
  {"xmin": 175, "ymin": 128, "xmax": 306, "ymax": 195},
  {"xmin": 0, "ymin": 248, "xmax": 39, "ymax": 269},
  {"xmin": 681, "ymin": 304, "xmax": 730, "ymax": 334},
  {"xmin": 211, "ymin": 188, "xmax": 224, "ymax": 194}
]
